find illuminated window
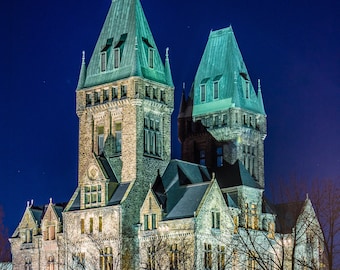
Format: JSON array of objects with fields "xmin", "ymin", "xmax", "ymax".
[
  {"xmin": 48, "ymin": 256, "xmax": 54, "ymax": 270},
  {"xmin": 85, "ymin": 185, "xmax": 102, "ymax": 208},
  {"xmin": 72, "ymin": 253, "xmax": 85, "ymax": 269},
  {"xmin": 232, "ymin": 249, "xmax": 238, "ymax": 270},
  {"xmin": 217, "ymin": 245, "xmax": 226, "ymax": 270},
  {"xmin": 204, "ymin": 243, "xmax": 212, "ymax": 270},
  {"xmin": 100, "ymin": 247, "xmax": 113, "ymax": 270},
  {"xmin": 248, "ymin": 251, "xmax": 258, "ymax": 270},
  {"xmin": 169, "ymin": 244, "xmax": 178, "ymax": 270},
  {"xmin": 233, "ymin": 215, "xmax": 239, "ymax": 233},
  {"xmin": 251, "ymin": 204, "xmax": 259, "ymax": 230},
  {"xmin": 81, "ymin": 219, "xmax": 85, "ymax": 234},
  {"xmin": 90, "ymin": 217, "xmax": 93, "ymax": 233},
  {"xmin": 114, "ymin": 48, "xmax": 120, "ymax": 69},
  {"xmin": 100, "ymin": 52, "xmax": 107, "ymax": 72},
  {"xmin": 99, "ymin": 216, "xmax": 103, "ymax": 233},
  {"xmin": 200, "ymin": 84, "xmax": 206, "ymax": 102},
  {"xmin": 212, "ymin": 211, "xmax": 221, "ymax": 229}
]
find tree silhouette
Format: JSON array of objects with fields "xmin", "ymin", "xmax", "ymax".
[{"xmin": 0, "ymin": 206, "xmax": 11, "ymax": 262}]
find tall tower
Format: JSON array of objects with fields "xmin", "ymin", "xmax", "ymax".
[{"xmin": 179, "ymin": 27, "xmax": 266, "ymax": 186}]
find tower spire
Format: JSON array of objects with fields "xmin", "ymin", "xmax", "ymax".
[
  {"xmin": 257, "ymin": 79, "xmax": 266, "ymax": 115},
  {"xmin": 76, "ymin": 51, "xmax": 87, "ymax": 90},
  {"xmin": 164, "ymin": 47, "xmax": 174, "ymax": 87}
]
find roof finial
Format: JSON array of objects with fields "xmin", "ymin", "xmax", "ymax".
[
  {"xmin": 212, "ymin": 172, "xmax": 216, "ymax": 180},
  {"xmin": 166, "ymin": 47, "xmax": 169, "ymax": 59},
  {"xmin": 82, "ymin": 50, "xmax": 85, "ymax": 64},
  {"xmin": 306, "ymin": 193, "xmax": 309, "ymax": 200},
  {"xmin": 182, "ymin": 82, "xmax": 186, "ymax": 91},
  {"xmin": 49, "ymin": 197, "xmax": 53, "ymax": 204},
  {"xmin": 258, "ymin": 79, "xmax": 261, "ymax": 92}
]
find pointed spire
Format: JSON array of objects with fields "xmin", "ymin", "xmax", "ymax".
[
  {"xmin": 164, "ymin": 47, "xmax": 174, "ymax": 87},
  {"xmin": 178, "ymin": 84, "xmax": 187, "ymax": 118},
  {"xmin": 257, "ymin": 79, "xmax": 266, "ymax": 115},
  {"xmin": 131, "ymin": 36, "xmax": 142, "ymax": 77},
  {"xmin": 76, "ymin": 51, "xmax": 87, "ymax": 90}
]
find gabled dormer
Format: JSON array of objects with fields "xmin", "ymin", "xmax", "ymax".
[
  {"xmin": 140, "ymin": 189, "xmax": 163, "ymax": 231},
  {"xmin": 41, "ymin": 199, "xmax": 64, "ymax": 241}
]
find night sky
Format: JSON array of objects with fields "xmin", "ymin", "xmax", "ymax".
[{"xmin": 1, "ymin": 0, "xmax": 339, "ymax": 235}]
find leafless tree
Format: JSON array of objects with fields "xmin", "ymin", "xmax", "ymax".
[{"xmin": 0, "ymin": 206, "xmax": 11, "ymax": 263}]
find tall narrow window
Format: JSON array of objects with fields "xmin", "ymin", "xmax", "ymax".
[
  {"xmin": 81, "ymin": 219, "xmax": 85, "ymax": 234},
  {"xmin": 246, "ymin": 81, "xmax": 250, "ymax": 99},
  {"xmin": 90, "ymin": 218, "xmax": 93, "ymax": 233},
  {"xmin": 170, "ymin": 244, "xmax": 178, "ymax": 270},
  {"xmin": 151, "ymin": 214, "xmax": 157, "ymax": 229},
  {"xmin": 148, "ymin": 48, "xmax": 154, "ymax": 68},
  {"xmin": 100, "ymin": 52, "xmax": 107, "ymax": 72},
  {"xmin": 121, "ymin": 85, "xmax": 127, "ymax": 98},
  {"xmin": 212, "ymin": 211, "xmax": 221, "ymax": 229},
  {"xmin": 94, "ymin": 91, "xmax": 100, "ymax": 104},
  {"xmin": 216, "ymin": 147, "xmax": 223, "ymax": 167},
  {"xmin": 48, "ymin": 256, "xmax": 54, "ymax": 270},
  {"xmin": 99, "ymin": 216, "xmax": 103, "ymax": 233},
  {"xmin": 148, "ymin": 246, "xmax": 155, "ymax": 270},
  {"xmin": 115, "ymin": 123, "xmax": 122, "ymax": 153},
  {"xmin": 232, "ymin": 249, "xmax": 238, "ymax": 270},
  {"xmin": 86, "ymin": 93, "xmax": 92, "ymax": 107},
  {"xmin": 25, "ymin": 258, "xmax": 32, "ymax": 270},
  {"xmin": 144, "ymin": 116, "xmax": 162, "ymax": 157},
  {"xmin": 84, "ymin": 185, "xmax": 102, "ymax": 208},
  {"xmin": 114, "ymin": 48, "xmax": 120, "ymax": 69},
  {"xmin": 213, "ymin": 81, "xmax": 219, "ymax": 99},
  {"xmin": 199, "ymin": 150, "xmax": 206, "ymax": 165},
  {"xmin": 112, "ymin": 87, "xmax": 118, "ymax": 100},
  {"xmin": 100, "ymin": 247, "xmax": 113, "ymax": 270},
  {"xmin": 144, "ymin": 215, "xmax": 149, "ymax": 230},
  {"xmin": 204, "ymin": 243, "xmax": 212, "ymax": 270},
  {"xmin": 103, "ymin": 89, "xmax": 109, "ymax": 103},
  {"xmin": 200, "ymin": 84, "xmax": 206, "ymax": 102},
  {"xmin": 217, "ymin": 245, "xmax": 226, "ymax": 270},
  {"xmin": 98, "ymin": 126, "xmax": 104, "ymax": 155}
]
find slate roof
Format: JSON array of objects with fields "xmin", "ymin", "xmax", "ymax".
[
  {"xmin": 192, "ymin": 27, "xmax": 265, "ymax": 117},
  {"xmin": 215, "ymin": 160, "xmax": 262, "ymax": 189},
  {"xmin": 108, "ymin": 183, "xmax": 130, "ymax": 205},
  {"xmin": 153, "ymin": 159, "xmax": 211, "ymax": 220},
  {"xmin": 77, "ymin": 0, "xmax": 173, "ymax": 89},
  {"xmin": 274, "ymin": 201, "xmax": 305, "ymax": 233}
]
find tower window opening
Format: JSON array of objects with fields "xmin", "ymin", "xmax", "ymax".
[
  {"xmin": 100, "ymin": 247, "xmax": 113, "ymax": 270},
  {"xmin": 204, "ymin": 243, "xmax": 212, "ymax": 270},
  {"xmin": 112, "ymin": 87, "xmax": 118, "ymax": 100},
  {"xmin": 103, "ymin": 89, "xmax": 109, "ymax": 103},
  {"xmin": 115, "ymin": 123, "xmax": 122, "ymax": 154},
  {"xmin": 160, "ymin": 90, "xmax": 165, "ymax": 102},
  {"xmin": 212, "ymin": 211, "xmax": 221, "ymax": 229},
  {"xmin": 86, "ymin": 93, "xmax": 92, "ymax": 107},
  {"xmin": 121, "ymin": 85, "xmax": 127, "ymax": 98},
  {"xmin": 144, "ymin": 116, "xmax": 162, "ymax": 157},
  {"xmin": 94, "ymin": 91, "xmax": 100, "ymax": 105}
]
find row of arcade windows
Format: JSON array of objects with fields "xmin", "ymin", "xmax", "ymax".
[
  {"xmin": 146, "ymin": 244, "xmax": 183, "ymax": 270},
  {"xmin": 145, "ymin": 85, "xmax": 166, "ymax": 102},
  {"xmin": 80, "ymin": 216, "xmax": 103, "ymax": 234},
  {"xmin": 200, "ymin": 80, "xmax": 220, "ymax": 102},
  {"xmin": 144, "ymin": 117, "xmax": 162, "ymax": 157},
  {"xmin": 43, "ymin": 225, "xmax": 56, "ymax": 241},
  {"xmin": 245, "ymin": 203, "xmax": 259, "ymax": 230},
  {"xmin": 100, "ymin": 247, "xmax": 113, "ymax": 270},
  {"xmin": 242, "ymin": 144, "xmax": 257, "ymax": 177},
  {"xmin": 86, "ymin": 85, "xmax": 127, "ymax": 107}
]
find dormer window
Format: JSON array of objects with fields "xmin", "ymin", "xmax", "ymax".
[
  {"xmin": 100, "ymin": 52, "xmax": 107, "ymax": 72},
  {"xmin": 114, "ymin": 48, "xmax": 120, "ymax": 69},
  {"xmin": 200, "ymin": 84, "xmax": 206, "ymax": 102},
  {"xmin": 213, "ymin": 81, "xmax": 219, "ymax": 99},
  {"xmin": 148, "ymin": 48, "xmax": 155, "ymax": 68}
]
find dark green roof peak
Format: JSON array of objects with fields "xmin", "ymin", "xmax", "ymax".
[
  {"xmin": 79, "ymin": 0, "xmax": 173, "ymax": 89},
  {"xmin": 192, "ymin": 26, "xmax": 266, "ymax": 117}
]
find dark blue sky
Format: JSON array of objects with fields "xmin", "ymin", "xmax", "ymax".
[{"xmin": 1, "ymin": 0, "xmax": 339, "ymax": 234}]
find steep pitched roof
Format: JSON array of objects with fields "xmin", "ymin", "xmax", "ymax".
[
  {"xmin": 192, "ymin": 27, "xmax": 265, "ymax": 117},
  {"xmin": 215, "ymin": 160, "xmax": 262, "ymax": 189},
  {"xmin": 274, "ymin": 201, "xmax": 305, "ymax": 233},
  {"xmin": 153, "ymin": 159, "xmax": 211, "ymax": 220},
  {"xmin": 78, "ymin": 0, "xmax": 172, "ymax": 89}
]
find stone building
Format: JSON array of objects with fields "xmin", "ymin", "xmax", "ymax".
[{"xmin": 10, "ymin": 0, "xmax": 324, "ymax": 269}]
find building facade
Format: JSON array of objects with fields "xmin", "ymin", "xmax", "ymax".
[{"xmin": 10, "ymin": 0, "xmax": 323, "ymax": 269}]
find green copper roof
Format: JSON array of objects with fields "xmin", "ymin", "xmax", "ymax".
[
  {"xmin": 79, "ymin": 0, "xmax": 172, "ymax": 89},
  {"xmin": 192, "ymin": 27, "xmax": 265, "ymax": 117}
]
